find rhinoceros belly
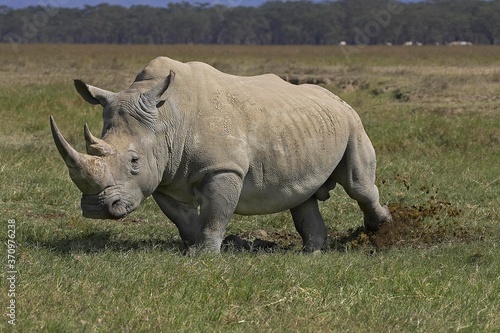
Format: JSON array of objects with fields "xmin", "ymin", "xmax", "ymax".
[{"xmin": 234, "ymin": 105, "xmax": 349, "ymax": 215}]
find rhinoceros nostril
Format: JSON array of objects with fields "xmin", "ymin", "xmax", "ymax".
[{"xmin": 108, "ymin": 199, "xmax": 129, "ymax": 219}]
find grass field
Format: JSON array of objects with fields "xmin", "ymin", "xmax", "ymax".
[{"xmin": 0, "ymin": 44, "xmax": 499, "ymax": 332}]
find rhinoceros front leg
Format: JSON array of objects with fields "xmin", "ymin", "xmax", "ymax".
[
  {"xmin": 152, "ymin": 192, "xmax": 202, "ymax": 248},
  {"xmin": 194, "ymin": 172, "xmax": 243, "ymax": 253},
  {"xmin": 290, "ymin": 197, "xmax": 328, "ymax": 252}
]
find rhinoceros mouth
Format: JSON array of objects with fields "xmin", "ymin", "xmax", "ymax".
[{"xmin": 81, "ymin": 193, "xmax": 134, "ymax": 219}]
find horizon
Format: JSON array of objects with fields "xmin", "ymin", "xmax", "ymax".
[{"xmin": 3, "ymin": 0, "xmax": 422, "ymax": 9}]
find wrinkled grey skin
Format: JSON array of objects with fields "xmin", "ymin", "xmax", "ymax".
[{"xmin": 51, "ymin": 57, "xmax": 391, "ymax": 253}]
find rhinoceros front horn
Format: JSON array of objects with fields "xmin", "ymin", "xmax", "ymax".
[{"xmin": 50, "ymin": 116, "xmax": 107, "ymax": 194}]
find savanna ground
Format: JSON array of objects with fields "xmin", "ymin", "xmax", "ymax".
[{"xmin": 0, "ymin": 44, "xmax": 499, "ymax": 332}]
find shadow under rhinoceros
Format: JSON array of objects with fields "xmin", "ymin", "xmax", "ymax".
[
  {"xmin": 27, "ymin": 231, "xmax": 184, "ymax": 255},
  {"xmin": 26, "ymin": 230, "xmax": 301, "ymax": 255}
]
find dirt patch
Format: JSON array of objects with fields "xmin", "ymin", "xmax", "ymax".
[
  {"xmin": 280, "ymin": 75, "xmax": 332, "ymax": 85},
  {"xmin": 332, "ymin": 200, "xmax": 477, "ymax": 251},
  {"xmin": 223, "ymin": 200, "xmax": 479, "ymax": 253},
  {"xmin": 370, "ymin": 201, "xmax": 465, "ymax": 248}
]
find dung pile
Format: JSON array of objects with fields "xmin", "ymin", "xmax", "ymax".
[{"xmin": 331, "ymin": 200, "xmax": 473, "ymax": 251}]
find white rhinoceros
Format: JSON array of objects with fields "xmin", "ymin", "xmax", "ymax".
[{"xmin": 50, "ymin": 56, "xmax": 391, "ymax": 252}]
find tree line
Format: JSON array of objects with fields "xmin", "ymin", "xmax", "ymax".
[{"xmin": 1, "ymin": 0, "xmax": 500, "ymax": 46}]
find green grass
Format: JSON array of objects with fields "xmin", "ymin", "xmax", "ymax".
[{"xmin": 0, "ymin": 44, "xmax": 499, "ymax": 332}]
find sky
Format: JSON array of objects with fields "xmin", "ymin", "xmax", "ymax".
[{"xmin": 3, "ymin": 0, "xmax": 420, "ymax": 9}]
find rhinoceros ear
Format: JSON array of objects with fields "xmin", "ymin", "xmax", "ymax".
[
  {"xmin": 142, "ymin": 70, "xmax": 175, "ymax": 108},
  {"xmin": 74, "ymin": 79, "xmax": 116, "ymax": 107}
]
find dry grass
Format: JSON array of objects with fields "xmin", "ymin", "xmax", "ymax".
[
  {"xmin": 2, "ymin": 44, "xmax": 499, "ymax": 79},
  {"xmin": 2, "ymin": 44, "xmax": 498, "ymax": 117}
]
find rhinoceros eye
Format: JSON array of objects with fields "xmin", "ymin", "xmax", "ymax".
[{"xmin": 130, "ymin": 153, "xmax": 140, "ymax": 175}]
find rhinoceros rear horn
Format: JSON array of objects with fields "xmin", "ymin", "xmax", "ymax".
[
  {"xmin": 50, "ymin": 116, "xmax": 106, "ymax": 194},
  {"xmin": 74, "ymin": 79, "xmax": 116, "ymax": 107},
  {"xmin": 84, "ymin": 123, "xmax": 116, "ymax": 156}
]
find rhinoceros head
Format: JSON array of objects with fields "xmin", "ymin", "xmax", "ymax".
[{"xmin": 50, "ymin": 72, "xmax": 174, "ymax": 219}]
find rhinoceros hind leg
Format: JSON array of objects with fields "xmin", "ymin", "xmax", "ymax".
[
  {"xmin": 290, "ymin": 197, "xmax": 327, "ymax": 252},
  {"xmin": 356, "ymin": 188, "xmax": 392, "ymax": 233},
  {"xmin": 332, "ymin": 131, "xmax": 392, "ymax": 232}
]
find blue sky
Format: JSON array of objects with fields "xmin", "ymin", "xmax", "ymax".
[{"xmin": 3, "ymin": 0, "xmax": 420, "ymax": 9}]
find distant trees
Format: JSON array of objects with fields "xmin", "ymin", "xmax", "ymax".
[{"xmin": 1, "ymin": 0, "xmax": 499, "ymax": 45}]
